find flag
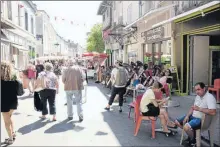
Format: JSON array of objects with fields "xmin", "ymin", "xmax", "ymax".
[{"xmin": 19, "ymin": 4, "xmax": 24, "ymax": 8}]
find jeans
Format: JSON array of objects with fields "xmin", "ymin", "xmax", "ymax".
[
  {"xmin": 39, "ymin": 89, "xmax": 56, "ymax": 115},
  {"xmin": 108, "ymin": 86, "xmax": 126, "ymax": 106},
  {"xmin": 65, "ymin": 90, "xmax": 83, "ymax": 118}
]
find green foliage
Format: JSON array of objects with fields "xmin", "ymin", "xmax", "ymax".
[{"xmin": 86, "ymin": 24, "xmax": 105, "ymax": 53}]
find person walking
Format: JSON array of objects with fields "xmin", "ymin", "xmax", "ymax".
[
  {"xmin": 26, "ymin": 62, "xmax": 36, "ymax": 95},
  {"xmin": 37, "ymin": 62, "xmax": 59, "ymax": 121},
  {"xmin": 104, "ymin": 60, "xmax": 129, "ymax": 112},
  {"xmin": 62, "ymin": 59, "xmax": 86, "ymax": 121},
  {"xmin": 1, "ymin": 61, "xmax": 24, "ymax": 145},
  {"xmin": 34, "ymin": 60, "xmax": 45, "ymax": 111}
]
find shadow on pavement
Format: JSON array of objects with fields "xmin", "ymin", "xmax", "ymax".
[
  {"xmin": 73, "ymin": 125, "xmax": 85, "ymax": 132},
  {"xmin": 18, "ymin": 119, "xmax": 50, "ymax": 135},
  {"xmin": 95, "ymin": 131, "xmax": 108, "ymax": 136},
  {"xmin": 44, "ymin": 119, "xmax": 76, "ymax": 134}
]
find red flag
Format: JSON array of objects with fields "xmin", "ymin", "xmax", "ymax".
[{"xmin": 19, "ymin": 4, "xmax": 24, "ymax": 8}]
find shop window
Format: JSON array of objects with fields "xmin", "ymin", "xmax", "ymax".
[{"xmin": 161, "ymin": 40, "xmax": 171, "ymax": 65}]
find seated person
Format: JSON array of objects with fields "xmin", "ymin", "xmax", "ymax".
[
  {"xmin": 175, "ymin": 82, "xmax": 216, "ymax": 146},
  {"xmin": 140, "ymin": 82, "xmax": 176, "ymax": 134}
]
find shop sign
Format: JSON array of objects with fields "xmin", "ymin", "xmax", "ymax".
[{"xmin": 143, "ymin": 26, "xmax": 164, "ymax": 43}]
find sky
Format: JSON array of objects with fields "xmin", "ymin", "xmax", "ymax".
[{"xmin": 33, "ymin": 1, "xmax": 102, "ymax": 48}]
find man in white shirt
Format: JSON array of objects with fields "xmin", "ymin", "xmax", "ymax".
[{"xmin": 175, "ymin": 82, "xmax": 216, "ymax": 146}]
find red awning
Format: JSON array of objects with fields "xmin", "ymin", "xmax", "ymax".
[
  {"xmin": 99, "ymin": 53, "xmax": 108, "ymax": 58},
  {"xmin": 82, "ymin": 52, "xmax": 94, "ymax": 57}
]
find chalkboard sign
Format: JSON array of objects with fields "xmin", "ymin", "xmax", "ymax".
[{"xmin": 168, "ymin": 66, "xmax": 180, "ymax": 94}]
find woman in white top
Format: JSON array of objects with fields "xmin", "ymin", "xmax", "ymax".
[{"xmin": 140, "ymin": 82, "xmax": 176, "ymax": 133}]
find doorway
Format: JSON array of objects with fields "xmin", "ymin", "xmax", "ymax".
[{"xmin": 209, "ymin": 49, "xmax": 220, "ymax": 85}]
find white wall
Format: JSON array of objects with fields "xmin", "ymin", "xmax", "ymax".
[{"xmin": 122, "ymin": 1, "xmax": 139, "ymax": 25}]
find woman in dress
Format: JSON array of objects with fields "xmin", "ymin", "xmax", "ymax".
[{"xmin": 1, "ymin": 61, "xmax": 20, "ymax": 144}]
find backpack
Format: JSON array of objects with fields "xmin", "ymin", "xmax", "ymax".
[{"xmin": 114, "ymin": 67, "xmax": 128, "ymax": 86}]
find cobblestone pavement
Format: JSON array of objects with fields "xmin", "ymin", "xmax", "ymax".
[{"xmin": 1, "ymin": 79, "xmax": 219, "ymax": 146}]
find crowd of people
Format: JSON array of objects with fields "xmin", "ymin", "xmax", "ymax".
[
  {"xmin": 1, "ymin": 59, "xmax": 217, "ymax": 146},
  {"xmin": 1, "ymin": 59, "xmax": 86, "ymax": 145}
]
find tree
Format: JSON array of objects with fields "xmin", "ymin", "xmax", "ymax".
[{"xmin": 86, "ymin": 24, "xmax": 105, "ymax": 53}]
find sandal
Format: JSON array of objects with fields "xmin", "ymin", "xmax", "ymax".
[{"xmin": 5, "ymin": 138, "xmax": 14, "ymax": 145}]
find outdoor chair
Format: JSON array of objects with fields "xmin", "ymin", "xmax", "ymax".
[
  {"xmin": 208, "ymin": 78, "xmax": 220, "ymax": 103},
  {"xmin": 134, "ymin": 94, "xmax": 156, "ymax": 139},
  {"xmin": 180, "ymin": 113, "xmax": 217, "ymax": 147},
  {"xmin": 128, "ymin": 91, "xmax": 163, "ymax": 119}
]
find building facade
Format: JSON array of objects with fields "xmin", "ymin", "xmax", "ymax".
[
  {"xmin": 1, "ymin": 1, "xmax": 37, "ymax": 69},
  {"xmin": 98, "ymin": 1, "xmax": 220, "ymax": 96}
]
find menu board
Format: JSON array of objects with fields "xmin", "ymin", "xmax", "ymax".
[{"xmin": 168, "ymin": 66, "xmax": 180, "ymax": 94}]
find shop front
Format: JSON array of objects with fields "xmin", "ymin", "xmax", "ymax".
[
  {"xmin": 157, "ymin": 1, "xmax": 220, "ymax": 95},
  {"xmin": 142, "ymin": 25, "xmax": 172, "ymax": 65},
  {"xmin": 135, "ymin": 4, "xmax": 174, "ymax": 65}
]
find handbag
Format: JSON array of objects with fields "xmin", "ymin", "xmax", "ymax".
[
  {"xmin": 16, "ymin": 80, "xmax": 24, "ymax": 96},
  {"xmin": 34, "ymin": 76, "xmax": 46, "ymax": 92}
]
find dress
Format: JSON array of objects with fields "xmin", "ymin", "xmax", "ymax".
[{"xmin": 1, "ymin": 80, "xmax": 18, "ymax": 112}]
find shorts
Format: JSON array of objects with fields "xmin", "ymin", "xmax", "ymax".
[
  {"xmin": 142, "ymin": 104, "xmax": 160, "ymax": 117},
  {"xmin": 176, "ymin": 114, "xmax": 201, "ymax": 130}
]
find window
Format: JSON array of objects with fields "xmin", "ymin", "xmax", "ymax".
[
  {"xmin": 7, "ymin": 1, "xmax": 12, "ymax": 20},
  {"xmin": 18, "ymin": 5, "xmax": 21, "ymax": 26},
  {"xmin": 31, "ymin": 17, "xmax": 34, "ymax": 34},
  {"xmin": 25, "ymin": 11, "xmax": 28, "ymax": 31},
  {"xmin": 127, "ymin": 4, "xmax": 132, "ymax": 24}
]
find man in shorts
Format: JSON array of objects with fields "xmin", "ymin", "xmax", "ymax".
[{"xmin": 175, "ymin": 82, "xmax": 216, "ymax": 146}]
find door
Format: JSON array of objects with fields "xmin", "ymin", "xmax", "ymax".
[
  {"xmin": 210, "ymin": 50, "xmax": 220, "ymax": 85},
  {"xmin": 189, "ymin": 36, "xmax": 210, "ymax": 94}
]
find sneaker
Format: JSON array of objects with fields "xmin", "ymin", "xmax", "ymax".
[{"xmin": 79, "ymin": 115, "xmax": 83, "ymax": 122}]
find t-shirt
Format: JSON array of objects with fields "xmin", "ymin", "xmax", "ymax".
[
  {"xmin": 192, "ymin": 92, "xmax": 217, "ymax": 119},
  {"xmin": 38, "ymin": 71, "xmax": 58, "ymax": 90},
  {"xmin": 140, "ymin": 89, "xmax": 155, "ymax": 113}
]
